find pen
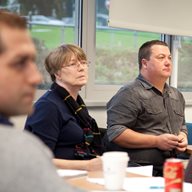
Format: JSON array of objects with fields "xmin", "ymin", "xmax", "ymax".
[{"xmin": 149, "ymin": 186, "xmax": 164, "ymax": 189}]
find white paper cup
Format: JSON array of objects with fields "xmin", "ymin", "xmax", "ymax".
[{"xmin": 102, "ymin": 151, "xmax": 129, "ymax": 191}]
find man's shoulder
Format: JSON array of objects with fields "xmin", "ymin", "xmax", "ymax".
[
  {"xmin": 168, "ymin": 86, "xmax": 184, "ymax": 99},
  {"xmin": 115, "ymin": 79, "xmax": 137, "ymax": 91},
  {"xmin": 114, "ymin": 79, "xmax": 144, "ymax": 98},
  {"xmin": 0, "ymin": 125, "xmax": 52, "ymax": 157},
  {"xmin": 0, "ymin": 125, "xmax": 84, "ymax": 192},
  {"xmin": 169, "ymin": 85, "xmax": 181, "ymax": 93},
  {"xmin": 107, "ymin": 79, "xmax": 142, "ymax": 107}
]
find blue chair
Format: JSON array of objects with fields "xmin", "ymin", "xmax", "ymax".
[
  {"xmin": 185, "ymin": 155, "xmax": 192, "ymax": 183},
  {"xmin": 176, "ymin": 123, "xmax": 192, "ymax": 159},
  {"xmin": 186, "ymin": 123, "xmax": 192, "ymax": 145}
]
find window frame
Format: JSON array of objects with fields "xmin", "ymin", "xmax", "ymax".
[
  {"xmin": 81, "ymin": 0, "xmax": 131, "ymax": 104},
  {"xmin": 33, "ymin": 0, "xmax": 192, "ymax": 106}
]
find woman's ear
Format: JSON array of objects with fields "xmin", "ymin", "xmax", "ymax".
[{"xmin": 54, "ymin": 70, "xmax": 61, "ymax": 80}]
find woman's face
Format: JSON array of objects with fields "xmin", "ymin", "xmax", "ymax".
[{"xmin": 55, "ymin": 54, "xmax": 88, "ymax": 91}]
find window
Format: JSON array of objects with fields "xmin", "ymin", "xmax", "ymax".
[
  {"xmin": 178, "ymin": 37, "xmax": 192, "ymax": 92},
  {"xmin": 1, "ymin": 0, "xmax": 81, "ymax": 92},
  {"xmin": 3, "ymin": 0, "xmax": 192, "ymax": 105},
  {"xmin": 173, "ymin": 36, "xmax": 192, "ymax": 104},
  {"xmin": 82, "ymin": 0, "xmax": 161, "ymax": 102}
]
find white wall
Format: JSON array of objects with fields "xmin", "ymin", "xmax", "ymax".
[
  {"xmin": 88, "ymin": 106, "xmax": 107, "ymax": 128},
  {"xmin": 11, "ymin": 104, "xmax": 192, "ymax": 130},
  {"xmin": 10, "ymin": 115, "xmax": 27, "ymax": 130}
]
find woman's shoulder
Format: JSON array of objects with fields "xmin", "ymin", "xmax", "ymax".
[{"xmin": 36, "ymin": 89, "xmax": 67, "ymax": 107}]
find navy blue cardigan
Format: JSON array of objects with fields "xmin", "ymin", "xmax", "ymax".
[{"xmin": 24, "ymin": 86, "xmax": 85, "ymax": 160}]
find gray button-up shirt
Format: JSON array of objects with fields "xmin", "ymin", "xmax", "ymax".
[{"xmin": 107, "ymin": 75, "xmax": 187, "ymax": 165}]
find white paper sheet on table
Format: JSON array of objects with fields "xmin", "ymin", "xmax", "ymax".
[
  {"xmin": 126, "ymin": 165, "xmax": 153, "ymax": 176},
  {"xmin": 57, "ymin": 169, "xmax": 87, "ymax": 177},
  {"xmin": 87, "ymin": 177, "xmax": 192, "ymax": 192}
]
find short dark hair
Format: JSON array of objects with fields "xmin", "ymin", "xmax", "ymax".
[
  {"xmin": 138, "ymin": 40, "xmax": 168, "ymax": 70},
  {"xmin": 0, "ymin": 9, "xmax": 27, "ymax": 53}
]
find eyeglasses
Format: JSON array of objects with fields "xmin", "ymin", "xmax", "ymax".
[{"xmin": 63, "ymin": 60, "xmax": 90, "ymax": 69}]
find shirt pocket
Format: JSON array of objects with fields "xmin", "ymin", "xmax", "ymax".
[
  {"xmin": 170, "ymin": 98, "xmax": 184, "ymax": 119},
  {"xmin": 143, "ymin": 97, "xmax": 163, "ymax": 115}
]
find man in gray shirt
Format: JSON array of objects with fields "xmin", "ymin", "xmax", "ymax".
[
  {"xmin": 0, "ymin": 10, "xmax": 84, "ymax": 192},
  {"xmin": 106, "ymin": 40, "xmax": 188, "ymax": 176}
]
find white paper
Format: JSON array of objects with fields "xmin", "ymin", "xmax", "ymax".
[
  {"xmin": 57, "ymin": 169, "xmax": 87, "ymax": 177},
  {"xmin": 126, "ymin": 165, "xmax": 153, "ymax": 177},
  {"xmin": 123, "ymin": 177, "xmax": 164, "ymax": 192},
  {"xmin": 87, "ymin": 177, "xmax": 192, "ymax": 192}
]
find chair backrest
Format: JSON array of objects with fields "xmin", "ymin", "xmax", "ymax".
[
  {"xmin": 186, "ymin": 123, "xmax": 192, "ymax": 145},
  {"xmin": 184, "ymin": 155, "xmax": 192, "ymax": 183}
]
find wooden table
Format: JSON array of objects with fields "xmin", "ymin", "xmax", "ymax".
[
  {"xmin": 65, "ymin": 151, "xmax": 191, "ymax": 192},
  {"xmin": 66, "ymin": 171, "xmax": 146, "ymax": 191}
]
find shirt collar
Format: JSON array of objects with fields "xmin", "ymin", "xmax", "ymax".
[
  {"xmin": 0, "ymin": 115, "xmax": 13, "ymax": 127},
  {"xmin": 137, "ymin": 74, "xmax": 169, "ymax": 93},
  {"xmin": 137, "ymin": 74, "xmax": 153, "ymax": 89}
]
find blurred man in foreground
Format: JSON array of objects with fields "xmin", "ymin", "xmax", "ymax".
[{"xmin": 0, "ymin": 10, "xmax": 84, "ymax": 192}]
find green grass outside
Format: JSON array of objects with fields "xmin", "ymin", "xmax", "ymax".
[
  {"xmin": 29, "ymin": 25, "xmax": 192, "ymax": 89},
  {"xmin": 29, "ymin": 25, "xmax": 161, "ymax": 85},
  {"xmin": 30, "ymin": 25, "xmax": 75, "ymax": 49},
  {"xmin": 96, "ymin": 29, "xmax": 160, "ymax": 51},
  {"xmin": 29, "ymin": 25, "xmax": 160, "ymax": 51}
]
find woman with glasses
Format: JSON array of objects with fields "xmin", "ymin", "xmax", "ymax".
[{"xmin": 24, "ymin": 44, "xmax": 103, "ymax": 171}]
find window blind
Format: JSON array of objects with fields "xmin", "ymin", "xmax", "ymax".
[{"xmin": 109, "ymin": 0, "xmax": 192, "ymax": 37}]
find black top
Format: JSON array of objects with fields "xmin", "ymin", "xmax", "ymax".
[{"xmin": 24, "ymin": 85, "xmax": 85, "ymax": 159}]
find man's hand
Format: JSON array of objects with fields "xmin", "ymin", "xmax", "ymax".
[
  {"xmin": 156, "ymin": 134, "xmax": 179, "ymax": 151},
  {"xmin": 176, "ymin": 132, "xmax": 188, "ymax": 152}
]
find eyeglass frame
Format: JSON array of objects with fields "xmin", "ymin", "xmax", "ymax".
[{"xmin": 62, "ymin": 60, "xmax": 90, "ymax": 69}]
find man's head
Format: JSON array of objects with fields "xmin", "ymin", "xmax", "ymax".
[
  {"xmin": 138, "ymin": 40, "xmax": 169, "ymax": 70},
  {"xmin": 0, "ymin": 10, "xmax": 42, "ymax": 117},
  {"xmin": 138, "ymin": 40, "xmax": 172, "ymax": 83}
]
